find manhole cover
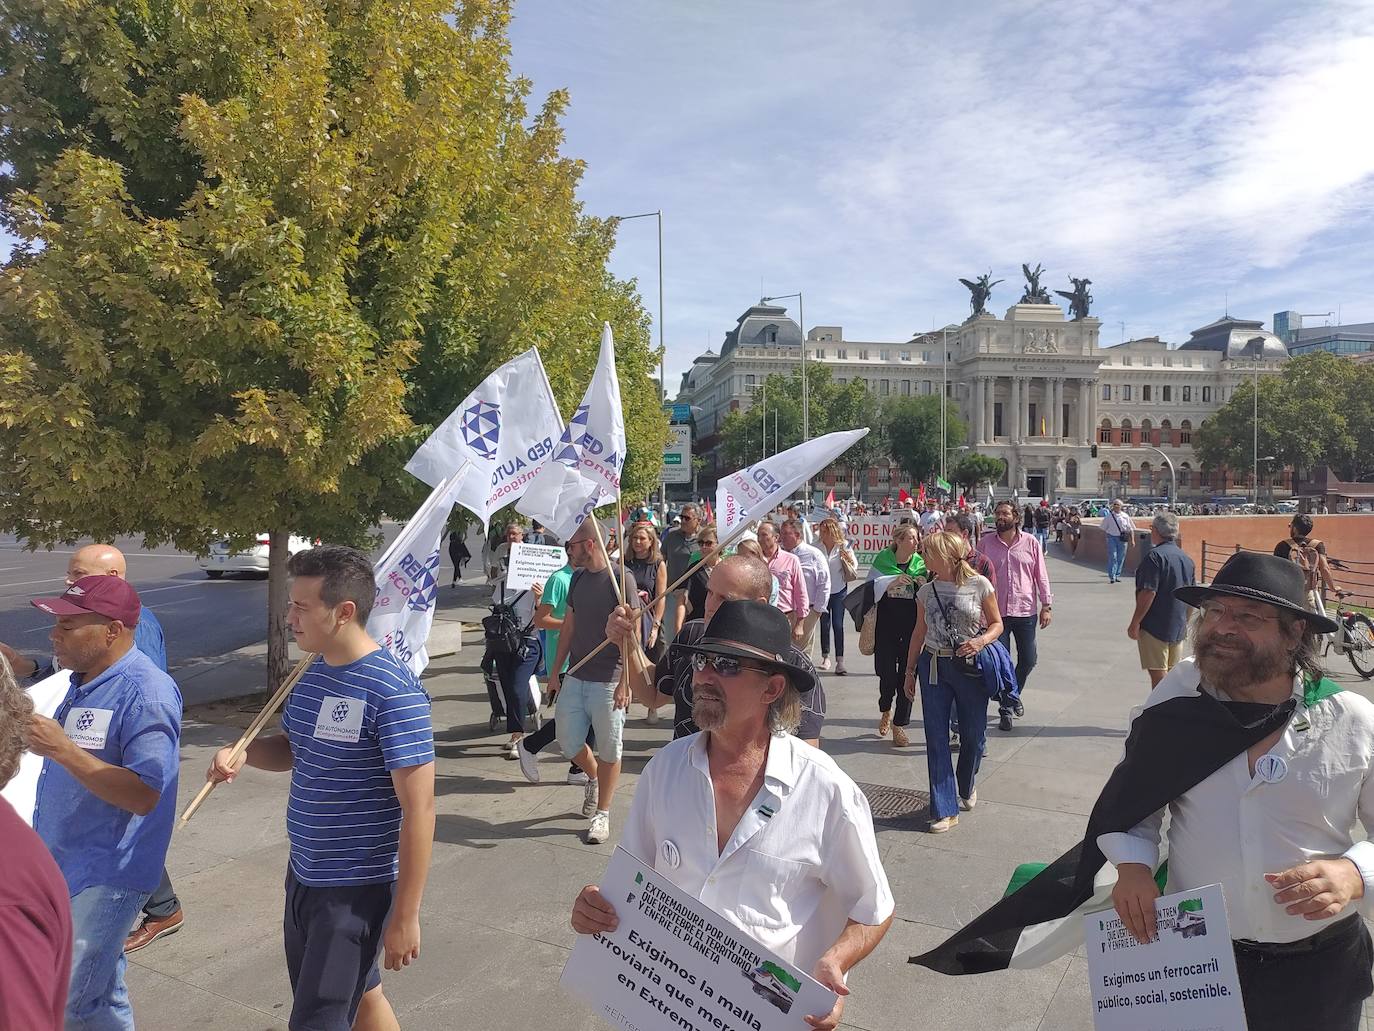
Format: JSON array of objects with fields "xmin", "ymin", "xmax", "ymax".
[{"xmin": 856, "ymin": 782, "xmax": 930, "ymax": 824}]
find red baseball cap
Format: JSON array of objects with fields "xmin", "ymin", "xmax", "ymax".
[{"xmin": 32, "ymin": 575, "xmax": 141, "ymax": 626}]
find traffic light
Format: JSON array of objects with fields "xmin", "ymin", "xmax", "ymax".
[
  {"xmin": 1090, "ymin": 444, "xmax": 1098, "ymax": 459},
  {"xmin": 1162, "ymin": 482, "xmax": 1170, "ymax": 499}
]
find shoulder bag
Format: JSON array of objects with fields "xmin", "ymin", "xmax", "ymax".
[{"xmin": 929, "ymin": 580, "xmax": 983, "ymax": 677}]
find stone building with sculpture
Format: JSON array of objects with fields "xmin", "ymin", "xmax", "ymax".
[{"xmin": 679, "ymin": 265, "xmax": 1290, "ymax": 502}]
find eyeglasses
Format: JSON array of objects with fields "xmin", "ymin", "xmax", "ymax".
[
  {"xmin": 691, "ymin": 653, "xmax": 772, "ymax": 677},
  {"xmin": 1199, "ymin": 601, "xmax": 1281, "ymax": 632}
]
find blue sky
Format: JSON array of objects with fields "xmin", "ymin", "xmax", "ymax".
[{"xmin": 508, "ymin": 0, "xmax": 1374, "ymax": 395}]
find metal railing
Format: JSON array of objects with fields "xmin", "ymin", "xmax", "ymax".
[{"xmin": 1201, "ymin": 541, "xmax": 1374, "ymax": 611}]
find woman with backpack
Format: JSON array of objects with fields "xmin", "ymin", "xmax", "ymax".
[{"xmin": 1274, "ymin": 514, "xmax": 1337, "ymax": 621}]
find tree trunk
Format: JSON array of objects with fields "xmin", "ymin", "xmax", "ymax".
[{"xmin": 266, "ymin": 528, "xmax": 291, "ymax": 690}]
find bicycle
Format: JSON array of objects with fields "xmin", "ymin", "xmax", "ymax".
[{"xmin": 1330, "ymin": 591, "xmax": 1374, "ymax": 680}]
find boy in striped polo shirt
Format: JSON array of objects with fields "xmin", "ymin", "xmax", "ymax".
[{"xmin": 208, "ymin": 546, "xmax": 435, "ymax": 1031}]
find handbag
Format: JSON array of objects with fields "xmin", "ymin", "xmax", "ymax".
[
  {"xmin": 839, "ymin": 545, "xmax": 858, "ymax": 583},
  {"xmin": 483, "ymin": 585, "xmax": 532, "ymax": 657},
  {"xmin": 858, "ymin": 606, "xmax": 879, "ymax": 656},
  {"xmin": 928, "ymin": 580, "xmax": 982, "ymax": 677}
]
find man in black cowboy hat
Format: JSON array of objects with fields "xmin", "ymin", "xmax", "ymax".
[
  {"xmin": 1104, "ymin": 551, "xmax": 1374, "ymax": 1031},
  {"xmin": 571, "ymin": 600, "xmax": 893, "ymax": 1031},
  {"xmin": 913, "ymin": 554, "xmax": 1373, "ymax": 1024}
]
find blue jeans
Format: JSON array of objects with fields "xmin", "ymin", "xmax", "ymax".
[
  {"xmin": 1106, "ymin": 535, "xmax": 1127, "ymax": 581},
  {"xmin": 918, "ymin": 653, "xmax": 988, "ymax": 819},
  {"xmin": 998, "ymin": 615, "xmax": 1039, "ymax": 715},
  {"xmin": 68, "ymin": 884, "xmax": 148, "ymax": 1030},
  {"xmin": 494, "ymin": 635, "xmax": 540, "ymax": 734},
  {"xmin": 1034, "ymin": 527, "xmax": 1048, "ymax": 550},
  {"xmin": 820, "ymin": 587, "xmax": 848, "ymax": 658}
]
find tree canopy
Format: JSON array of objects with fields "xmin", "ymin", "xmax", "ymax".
[
  {"xmin": 1193, "ymin": 352, "xmax": 1374, "ymax": 483},
  {"xmin": 0, "ymin": 0, "xmax": 664, "ymax": 682},
  {"xmin": 882, "ymin": 395, "xmax": 967, "ymax": 484},
  {"xmin": 949, "ymin": 452, "xmax": 1006, "ymax": 491},
  {"xmin": 714, "ymin": 364, "xmax": 876, "ymax": 471}
]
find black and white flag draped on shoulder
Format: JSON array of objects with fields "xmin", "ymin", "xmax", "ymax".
[{"xmin": 910, "ymin": 679, "xmax": 1304, "ymax": 975}]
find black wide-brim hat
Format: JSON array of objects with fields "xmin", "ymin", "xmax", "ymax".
[
  {"xmin": 1174, "ymin": 551, "xmax": 1340, "ymax": 634},
  {"xmin": 677, "ymin": 599, "xmax": 812, "ymax": 690}
]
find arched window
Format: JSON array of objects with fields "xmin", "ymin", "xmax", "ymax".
[
  {"xmin": 1179, "ymin": 462, "xmax": 1191, "ymax": 488},
  {"xmin": 1100, "ymin": 461, "xmax": 1112, "ymax": 487},
  {"xmin": 1099, "ymin": 418, "xmax": 1113, "ymax": 444},
  {"xmin": 1120, "ymin": 418, "xmax": 1134, "ymax": 446},
  {"xmin": 1180, "ymin": 419, "xmax": 1193, "ymax": 445},
  {"xmin": 1065, "ymin": 458, "xmax": 1078, "ymax": 488},
  {"xmin": 1160, "ymin": 419, "xmax": 1173, "ymax": 447},
  {"xmin": 1119, "ymin": 460, "xmax": 1131, "ymax": 485},
  {"xmin": 1140, "ymin": 461, "xmax": 1153, "ymax": 489},
  {"xmin": 1141, "ymin": 418, "xmax": 1155, "ymax": 447}
]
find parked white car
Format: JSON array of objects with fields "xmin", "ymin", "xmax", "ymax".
[{"xmin": 198, "ymin": 534, "xmax": 315, "ymax": 578}]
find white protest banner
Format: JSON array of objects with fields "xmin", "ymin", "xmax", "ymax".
[
  {"xmin": 366, "ymin": 471, "xmax": 463, "ymax": 677},
  {"xmin": 715, "ymin": 429, "xmax": 869, "ymax": 540},
  {"xmin": 562, "ymin": 847, "xmax": 836, "ymax": 1031},
  {"xmin": 518, "ymin": 323, "xmax": 627, "ymax": 539},
  {"xmin": 1, "ymin": 669, "xmax": 74, "ymax": 826},
  {"xmin": 505, "ymin": 541, "xmax": 568, "ymax": 592},
  {"xmin": 1084, "ymin": 883, "xmax": 1246, "ymax": 1031},
  {"xmin": 844, "ymin": 514, "xmax": 895, "ymax": 576},
  {"xmin": 405, "ymin": 347, "xmax": 564, "ymax": 530}
]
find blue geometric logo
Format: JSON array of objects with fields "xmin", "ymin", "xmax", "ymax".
[
  {"xmin": 405, "ymin": 548, "xmax": 441, "ymax": 613},
  {"xmin": 555, "ymin": 405, "xmax": 591, "ymax": 467},
  {"xmin": 460, "ymin": 400, "xmax": 501, "ymax": 461},
  {"xmin": 76, "ymin": 710, "xmax": 95, "ymax": 731},
  {"xmin": 331, "ymin": 701, "xmax": 350, "ymax": 723}
]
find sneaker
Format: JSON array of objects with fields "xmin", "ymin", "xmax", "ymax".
[
  {"xmin": 999, "ymin": 712, "xmax": 1014, "ymax": 732},
  {"xmin": 834, "ymin": 658, "xmax": 847, "ymax": 675},
  {"xmin": 504, "ymin": 739, "xmax": 521, "ymax": 760},
  {"xmin": 516, "ymin": 739, "xmax": 540, "ymax": 784},
  {"xmin": 950, "ymin": 730, "xmax": 960, "ymax": 749},
  {"xmin": 1012, "ymin": 698, "xmax": 1025, "ymax": 718},
  {"xmin": 646, "ymin": 708, "xmax": 660, "ymax": 725},
  {"xmin": 819, "ymin": 656, "xmax": 831, "ymax": 672},
  {"xmin": 929, "ymin": 815, "xmax": 958, "ymax": 834},
  {"xmin": 567, "ymin": 768, "xmax": 589, "ymax": 786},
  {"xmin": 960, "ymin": 791, "xmax": 978, "ymax": 811},
  {"xmin": 892, "ymin": 725, "xmax": 910, "ymax": 747},
  {"xmin": 878, "ymin": 711, "xmax": 892, "ymax": 737},
  {"xmin": 582, "ymin": 778, "xmax": 599, "ymax": 818},
  {"xmin": 586, "ymin": 811, "xmax": 611, "ymax": 845}
]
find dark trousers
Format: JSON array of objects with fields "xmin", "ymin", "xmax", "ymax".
[
  {"xmin": 820, "ymin": 588, "xmax": 848, "ymax": 658},
  {"xmin": 493, "ymin": 636, "xmax": 539, "ymax": 734},
  {"xmin": 1233, "ymin": 915, "xmax": 1371, "ymax": 1031},
  {"xmin": 143, "ymin": 868, "xmax": 180, "ymax": 919},
  {"xmin": 874, "ymin": 626, "xmax": 914, "ymax": 727},
  {"xmin": 998, "ymin": 615, "xmax": 1039, "ymax": 716}
]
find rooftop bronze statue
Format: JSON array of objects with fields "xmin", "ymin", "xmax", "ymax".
[
  {"xmin": 1020, "ymin": 262, "xmax": 1052, "ymax": 304},
  {"xmin": 958, "ymin": 272, "xmax": 1003, "ymax": 318},
  {"xmin": 1055, "ymin": 276, "xmax": 1093, "ymax": 320}
]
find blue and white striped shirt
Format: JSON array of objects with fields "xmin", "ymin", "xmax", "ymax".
[{"xmin": 281, "ymin": 649, "xmax": 434, "ymax": 887}]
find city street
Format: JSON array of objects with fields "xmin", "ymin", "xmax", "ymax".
[{"xmin": 117, "ymin": 547, "xmax": 1374, "ymax": 1031}]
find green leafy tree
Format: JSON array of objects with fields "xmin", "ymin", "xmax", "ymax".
[
  {"xmin": 0, "ymin": 0, "xmax": 661, "ymax": 685},
  {"xmin": 949, "ymin": 452, "xmax": 1006, "ymax": 492},
  {"xmin": 882, "ymin": 395, "xmax": 967, "ymax": 484},
  {"xmin": 1194, "ymin": 352, "xmax": 1370, "ymax": 487}
]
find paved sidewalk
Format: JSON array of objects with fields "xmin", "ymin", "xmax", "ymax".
[{"xmin": 126, "ymin": 549, "xmax": 1374, "ymax": 1030}]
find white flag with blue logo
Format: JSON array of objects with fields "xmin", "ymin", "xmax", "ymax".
[
  {"xmin": 366, "ymin": 472, "xmax": 463, "ymax": 676},
  {"xmin": 715, "ymin": 429, "xmax": 870, "ymax": 540},
  {"xmin": 517, "ymin": 323, "xmax": 626, "ymax": 539},
  {"xmin": 404, "ymin": 347, "xmax": 564, "ymax": 530}
]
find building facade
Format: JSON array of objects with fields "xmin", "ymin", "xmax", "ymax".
[
  {"xmin": 679, "ymin": 301, "xmax": 1290, "ymax": 502},
  {"xmin": 1275, "ymin": 310, "xmax": 1374, "ymax": 358}
]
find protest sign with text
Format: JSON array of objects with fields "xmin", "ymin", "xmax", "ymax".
[
  {"xmin": 505, "ymin": 541, "xmax": 569, "ymax": 591},
  {"xmin": 1084, "ymin": 883, "xmax": 1246, "ymax": 1031},
  {"xmin": 714, "ymin": 429, "xmax": 869, "ymax": 540},
  {"xmin": 405, "ymin": 347, "xmax": 564, "ymax": 530},
  {"xmin": 1, "ymin": 669, "xmax": 73, "ymax": 826},
  {"xmin": 844, "ymin": 515, "xmax": 894, "ymax": 576},
  {"xmin": 562, "ymin": 847, "xmax": 836, "ymax": 1031}
]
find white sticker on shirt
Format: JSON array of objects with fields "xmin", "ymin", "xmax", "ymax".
[
  {"xmin": 63, "ymin": 707, "xmax": 114, "ymax": 751},
  {"xmin": 313, "ymin": 696, "xmax": 365, "ymax": 743}
]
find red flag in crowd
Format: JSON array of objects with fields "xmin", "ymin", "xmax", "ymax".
[
  {"xmin": 702, "ymin": 500, "xmax": 714, "ymax": 524},
  {"xmin": 824, "ymin": 488, "xmax": 836, "ymax": 508},
  {"xmin": 917, "ymin": 483, "xmax": 926, "ymax": 503},
  {"xmin": 899, "ymin": 487, "xmax": 912, "ymax": 505}
]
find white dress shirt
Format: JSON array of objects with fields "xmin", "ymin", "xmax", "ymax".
[
  {"xmin": 789, "ymin": 540, "xmax": 831, "ymax": 613},
  {"xmin": 1098, "ymin": 658, "xmax": 1374, "ymax": 943},
  {"xmin": 619, "ymin": 732, "xmax": 894, "ymax": 970}
]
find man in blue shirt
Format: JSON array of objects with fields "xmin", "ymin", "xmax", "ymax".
[
  {"xmin": 207, "ymin": 545, "xmax": 436, "ymax": 1031},
  {"xmin": 27, "ymin": 575, "xmax": 182, "ymax": 1031},
  {"xmin": 1126, "ymin": 511, "xmax": 1198, "ymax": 688}
]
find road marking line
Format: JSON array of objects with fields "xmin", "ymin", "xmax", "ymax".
[{"xmin": 0, "ymin": 577, "xmax": 68, "ymax": 588}]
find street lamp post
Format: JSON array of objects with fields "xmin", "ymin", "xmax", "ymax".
[
  {"xmin": 612, "ymin": 210, "xmax": 665, "ymax": 507},
  {"xmin": 941, "ymin": 326, "xmax": 948, "ymax": 483},
  {"xmin": 1142, "ymin": 445, "xmax": 1176, "ymax": 506}
]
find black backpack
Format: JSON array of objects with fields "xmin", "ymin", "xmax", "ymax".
[{"xmin": 483, "ymin": 586, "xmax": 531, "ymax": 656}]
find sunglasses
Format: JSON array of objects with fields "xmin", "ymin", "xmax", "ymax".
[{"xmin": 691, "ymin": 653, "xmax": 773, "ymax": 678}]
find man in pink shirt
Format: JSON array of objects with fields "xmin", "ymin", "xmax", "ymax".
[
  {"xmin": 976, "ymin": 500, "xmax": 1053, "ymax": 732},
  {"xmin": 757, "ymin": 521, "xmax": 808, "ymax": 631}
]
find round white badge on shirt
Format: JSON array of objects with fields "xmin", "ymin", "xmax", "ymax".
[
  {"xmin": 660, "ymin": 840, "xmax": 681, "ymax": 869},
  {"xmin": 1255, "ymin": 754, "xmax": 1288, "ymax": 784}
]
